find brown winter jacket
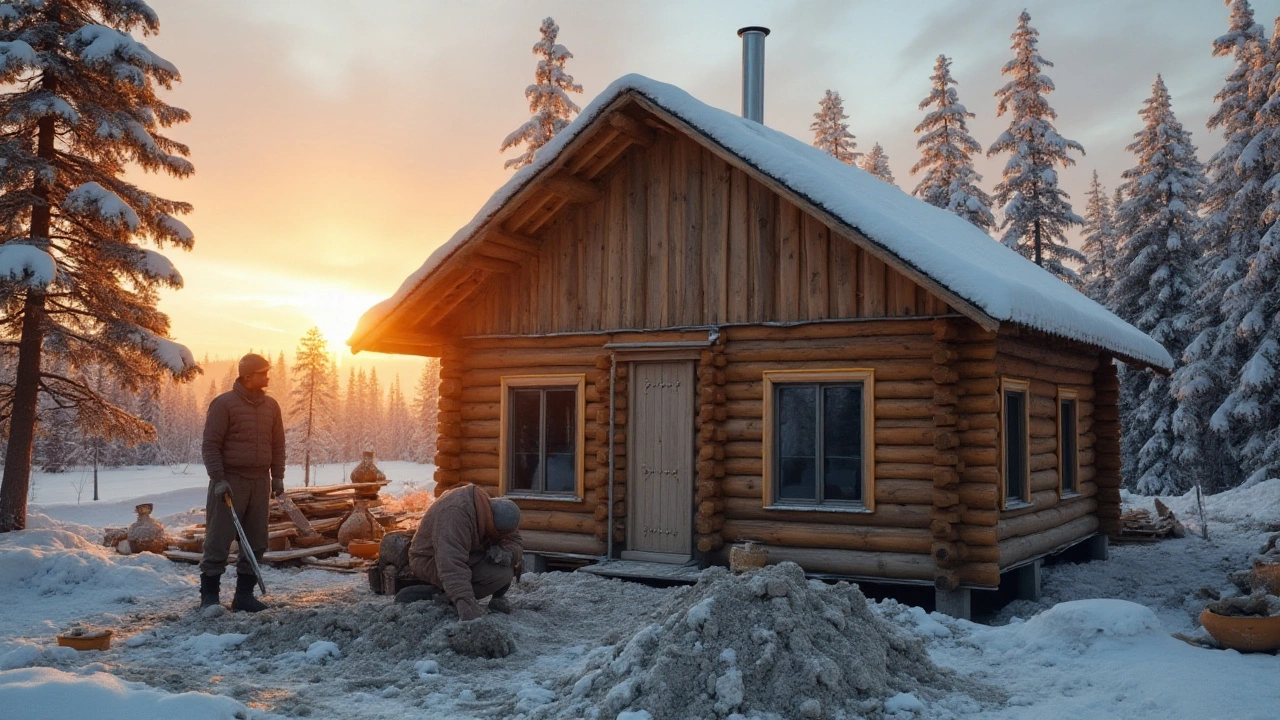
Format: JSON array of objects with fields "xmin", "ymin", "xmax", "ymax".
[
  {"xmin": 409, "ymin": 484, "xmax": 524, "ymax": 604},
  {"xmin": 202, "ymin": 379, "xmax": 286, "ymax": 482}
]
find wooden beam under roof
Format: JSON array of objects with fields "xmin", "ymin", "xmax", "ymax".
[
  {"xmin": 608, "ymin": 112, "xmax": 656, "ymax": 147},
  {"xmin": 460, "ymin": 251, "xmax": 521, "ymax": 274},
  {"xmin": 543, "ymin": 172, "xmax": 602, "ymax": 204},
  {"xmin": 486, "ymin": 230, "xmax": 541, "ymax": 255}
]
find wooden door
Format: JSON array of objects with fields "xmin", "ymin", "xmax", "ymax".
[{"xmin": 625, "ymin": 361, "xmax": 695, "ymax": 562}]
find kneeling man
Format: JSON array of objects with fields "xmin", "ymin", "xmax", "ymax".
[{"xmin": 400, "ymin": 484, "xmax": 523, "ymax": 620}]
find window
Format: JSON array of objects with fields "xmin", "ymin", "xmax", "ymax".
[
  {"xmin": 1001, "ymin": 378, "xmax": 1030, "ymax": 508},
  {"xmin": 1058, "ymin": 389, "xmax": 1079, "ymax": 496},
  {"xmin": 499, "ymin": 375, "xmax": 585, "ymax": 499},
  {"xmin": 763, "ymin": 369, "xmax": 875, "ymax": 511}
]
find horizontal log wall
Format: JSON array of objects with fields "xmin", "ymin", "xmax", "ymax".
[
  {"xmin": 994, "ymin": 332, "xmax": 1104, "ymax": 568},
  {"xmin": 446, "ymin": 335, "xmax": 610, "ymax": 557},
  {"xmin": 717, "ymin": 318, "xmax": 956, "ymax": 582},
  {"xmin": 451, "ymin": 133, "xmax": 952, "ymax": 337}
]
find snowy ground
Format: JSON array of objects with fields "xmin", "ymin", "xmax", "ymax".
[{"xmin": 1, "ymin": 466, "xmax": 1278, "ymax": 719}]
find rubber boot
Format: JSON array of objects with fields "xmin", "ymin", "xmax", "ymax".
[
  {"xmin": 199, "ymin": 572, "xmax": 221, "ymax": 608},
  {"xmin": 230, "ymin": 573, "xmax": 268, "ymax": 612}
]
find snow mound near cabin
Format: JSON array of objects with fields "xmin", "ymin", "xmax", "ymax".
[
  {"xmin": 974, "ymin": 600, "xmax": 1164, "ymax": 657},
  {"xmin": 0, "ymin": 667, "xmax": 253, "ymax": 720},
  {"xmin": 530, "ymin": 563, "xmax": 974, "ymax": 720}
]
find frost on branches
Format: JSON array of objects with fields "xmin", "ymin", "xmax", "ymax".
[
  {"xmin": 910, "ymin": 55, "xmax": 994, "ymax": 233},
  {"xmin": 1080, "ymin": 171, "xmax": 1118, "ymax": 306},
  {"xmin": 1173, "ymin": 0, "xmax": 1268, "ymax": 493},
  {"xmin": 859, "ymin": 143, "xmax": 895, "ymax": 184},
  {"xmin": 810, "ymin": 89, "xmax": 858, "ymax": 165},
  {"xmin": 0, "ymin": 0, "xmax": 197, "ymax": 532},
  {"xmin": 1110, "ymin": 77, "xmax": 1204, "ymax": 495},
  {"xmin": 500, "ymin": 17, "xmax": 582, "ymax": 171},
  {"xmin": 987, "ymin": 10, "xmax": 1085, "ymax": 282}
]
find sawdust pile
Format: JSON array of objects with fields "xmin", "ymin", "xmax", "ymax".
[{"xmin": 527, "ymin": 562, "xmax": 963, "ymax": 720}]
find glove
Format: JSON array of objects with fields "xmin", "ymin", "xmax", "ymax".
[
  {"xmin": 486, "ymin": 545, "xmax": 513, "ymax": 566},
  {"xmin": 271, "ymin": 477, "xmax": 284, "ymax": 497},
  {"xmin": 455, "ymin": 597, "xmax": 485, "ymax": 621},
  {"xmin": 211, "ymin": 479, "xmax": 230, "ymax": 501}
]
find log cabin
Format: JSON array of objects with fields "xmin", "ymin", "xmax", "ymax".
[{"xmin": 350, "ymin": 65, "xmax": 1172, "ymax": 616}]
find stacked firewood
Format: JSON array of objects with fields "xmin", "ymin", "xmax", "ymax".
[
  {"xmin": 162, "ymin": 481, "xmax": 418, "ymax": 569},
  {"xmin": 1118, "ymin": 498, "xmax": 1186, "ymax": 542}
]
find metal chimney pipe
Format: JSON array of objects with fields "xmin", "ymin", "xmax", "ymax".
[{"xmin": 737, "ymin": 26, "xmax": 770, "ymax": 123}]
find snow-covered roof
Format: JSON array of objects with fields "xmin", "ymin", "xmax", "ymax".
[{"xmin": 352, "ymin": 74, "xmax": 1173, "ymax": 370}]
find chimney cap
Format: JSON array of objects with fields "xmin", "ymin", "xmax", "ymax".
[{"xmin": 737, "ymin": 26, "xmax": 771, "ymax": 37}]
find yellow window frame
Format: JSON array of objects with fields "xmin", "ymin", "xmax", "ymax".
[
  {"xmin": 1000, "ymin": 377, "xmax": 1032, "ymax": 509},
  {"xmin": 498, "ymin": 374, "xmax": 586, "ymax": 501}
]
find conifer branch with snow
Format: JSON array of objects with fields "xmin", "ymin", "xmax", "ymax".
[
  {"xmin": 910, "ymin": 55, "xmax": 994, "ymax": 232},
  {"xmin": 499, "ymin": 17, "xmax": 582, "ymax": 171},
  {"xmin": 810, "ymin": 89, "xmax": 858, "ymax": 164},
  {"xmin": 987, "ymin": 10, "xmax": 1086, "ymax": 283}
]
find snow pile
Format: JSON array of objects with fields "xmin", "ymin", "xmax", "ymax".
[
  {"xmin": 0, "ymin": 667, "xmax": 252, "ymax": 720},
  {"xmin": 532, "ymin": 563, "xmax": 970, "ymax": 719},
  {"xmin": 972, "ymin": 600, "xmax": 1164, "ymax": 656},
  {"xmin": 180, "ymin": 633, "xmax": 248, "ymax": 664},
  {"xmin": 0, "ymin": 525, "xmax": 193, "ymax": 636}
]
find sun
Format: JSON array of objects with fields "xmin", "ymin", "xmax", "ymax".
[{"xmin": 299, "ymin": 287, "xmax": 383, "ymax": 351}]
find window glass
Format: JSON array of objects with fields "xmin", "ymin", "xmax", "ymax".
[
  {"xmin": 777, "ymin": 385, "xmax": 817, "ymax": 501},
  {"xmin": 511, "ymin": 389, "xmax": 541, "ymax": 492},
  {"xmin": 544, "ymin": 389, "xmax": 577, "ymax": 493},
  {"xmin": 1061, "ymin": 399, "xmax": 1077, "ymax": 493},
  {"xmin": 823, "ymin": 385, "xmax": 863, "ymax": 502},
  {"xmin": 1004, "ymin": 389, "xmax": 1027, "ymax": 502}
]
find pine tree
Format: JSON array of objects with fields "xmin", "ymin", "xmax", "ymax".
[
  {"xmin": 411, "ymin": 359, "xmax": 440, "ymax": 464},
  {"xmin": 810, "ymin": 89, "xmax": 858, "ymax": 164},
  {"xmin": 910, "ymin": 55, "xmax": 994, "ymax": 232},
  {"xmin": 1080, "ymin": 171, "xmax": 1119, "ymax": 306},
  {"xmin": 859, "ymin": 143, "xmax": 895, "ymax": 184},
  {"xmin": 0, "ymin": 1, "xmax": 197, "ymax": 531},
  {"xmin": 383, "ymin": 374, "xmax": 414, "ymax": 461},
  {"xmin": 499, "ymin": 17, "xmax": 582, "ymax": 170},
  {"xmin": 1172, "ymin": 0, "xmax": 1267, "ymax": 492},
  {"xmin": 987, "ymin": 10, "xmax": 1086, "ymax": 282},
  {"xmin": 1109, "ymin": 76, "xmax": 1204, "ymax": 494},
  {"xmin": 272, "ymin": 350, "xmax": 291, "ymax": 422},
  {"xmin": 288, "ymin": 328, "xmax": 336, "ymax": 487}
]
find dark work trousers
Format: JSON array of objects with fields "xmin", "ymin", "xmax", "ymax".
[
  {"xmin": 200, "ymin": 472, "xmax": 270, "ymax": 577},
  {"xmin": 409, "ymin": 551, "xmax": 513, "ymax": 601}
]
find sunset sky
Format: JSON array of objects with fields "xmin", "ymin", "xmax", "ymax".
[{"xmin": 135, "ymin": 0, "xmax": 1277, "ymax": 383}]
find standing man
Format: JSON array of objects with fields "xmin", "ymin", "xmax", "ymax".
[{"xmin": 199, "ymin": 353, "xmax": 286, "ymax": 612}]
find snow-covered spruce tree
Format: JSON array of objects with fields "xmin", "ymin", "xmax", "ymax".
[
  {"xmin": 0, "ymin": 1, "xmax": 196, "ymax": 532},
  {"xmin": 987, "ymin": 10, "xmax": 1086, "ymax": 282},
  {"xmin": 499, "ymin": 17, "xmax": 582, "ymax": 171},
  {"xmin": 811, "ymin": 89, "xmax": 858, "ymax": 164},
  {"xmin": 1109, "ymin": 76, "xmax": 1204, "ymax": 494},
  {"xmin": 910, "ymin": 55, "xmax": 994, "ymax": 233},
  {"xmin": 289, "ymin": 328, "xmax": 336, "ymax": 488},
  {"xmin": 1211, "ymin": 16, "xmax": 1280, "ymax": 486},
  {"xmin": 859, "ymin": 142, "xmax": 895, "ymax": 184},
  {"xmin": 1172, "ymin": 0, "xmax": 1267, "ymax": 493},
  {"xmin": 1080, "ymin": 171, "xmax": 1118, "ymax": 306}
]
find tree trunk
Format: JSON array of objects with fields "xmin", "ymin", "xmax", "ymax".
[
  {"xmin": 1033, "ymin": 218, "xmax": 1043, "ymax": 267},
  {"xmin": 0, "ymin": 103, "xmax": 56, "ymax": 533}
]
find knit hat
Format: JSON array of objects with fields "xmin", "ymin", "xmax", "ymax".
[
  {"xmin": 238, "ymin": 353, "xmax": 271, "ymax": 379},
  {"xmin": 490, "ymin": 498, "xmax": 521, "ymax": 532}
]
